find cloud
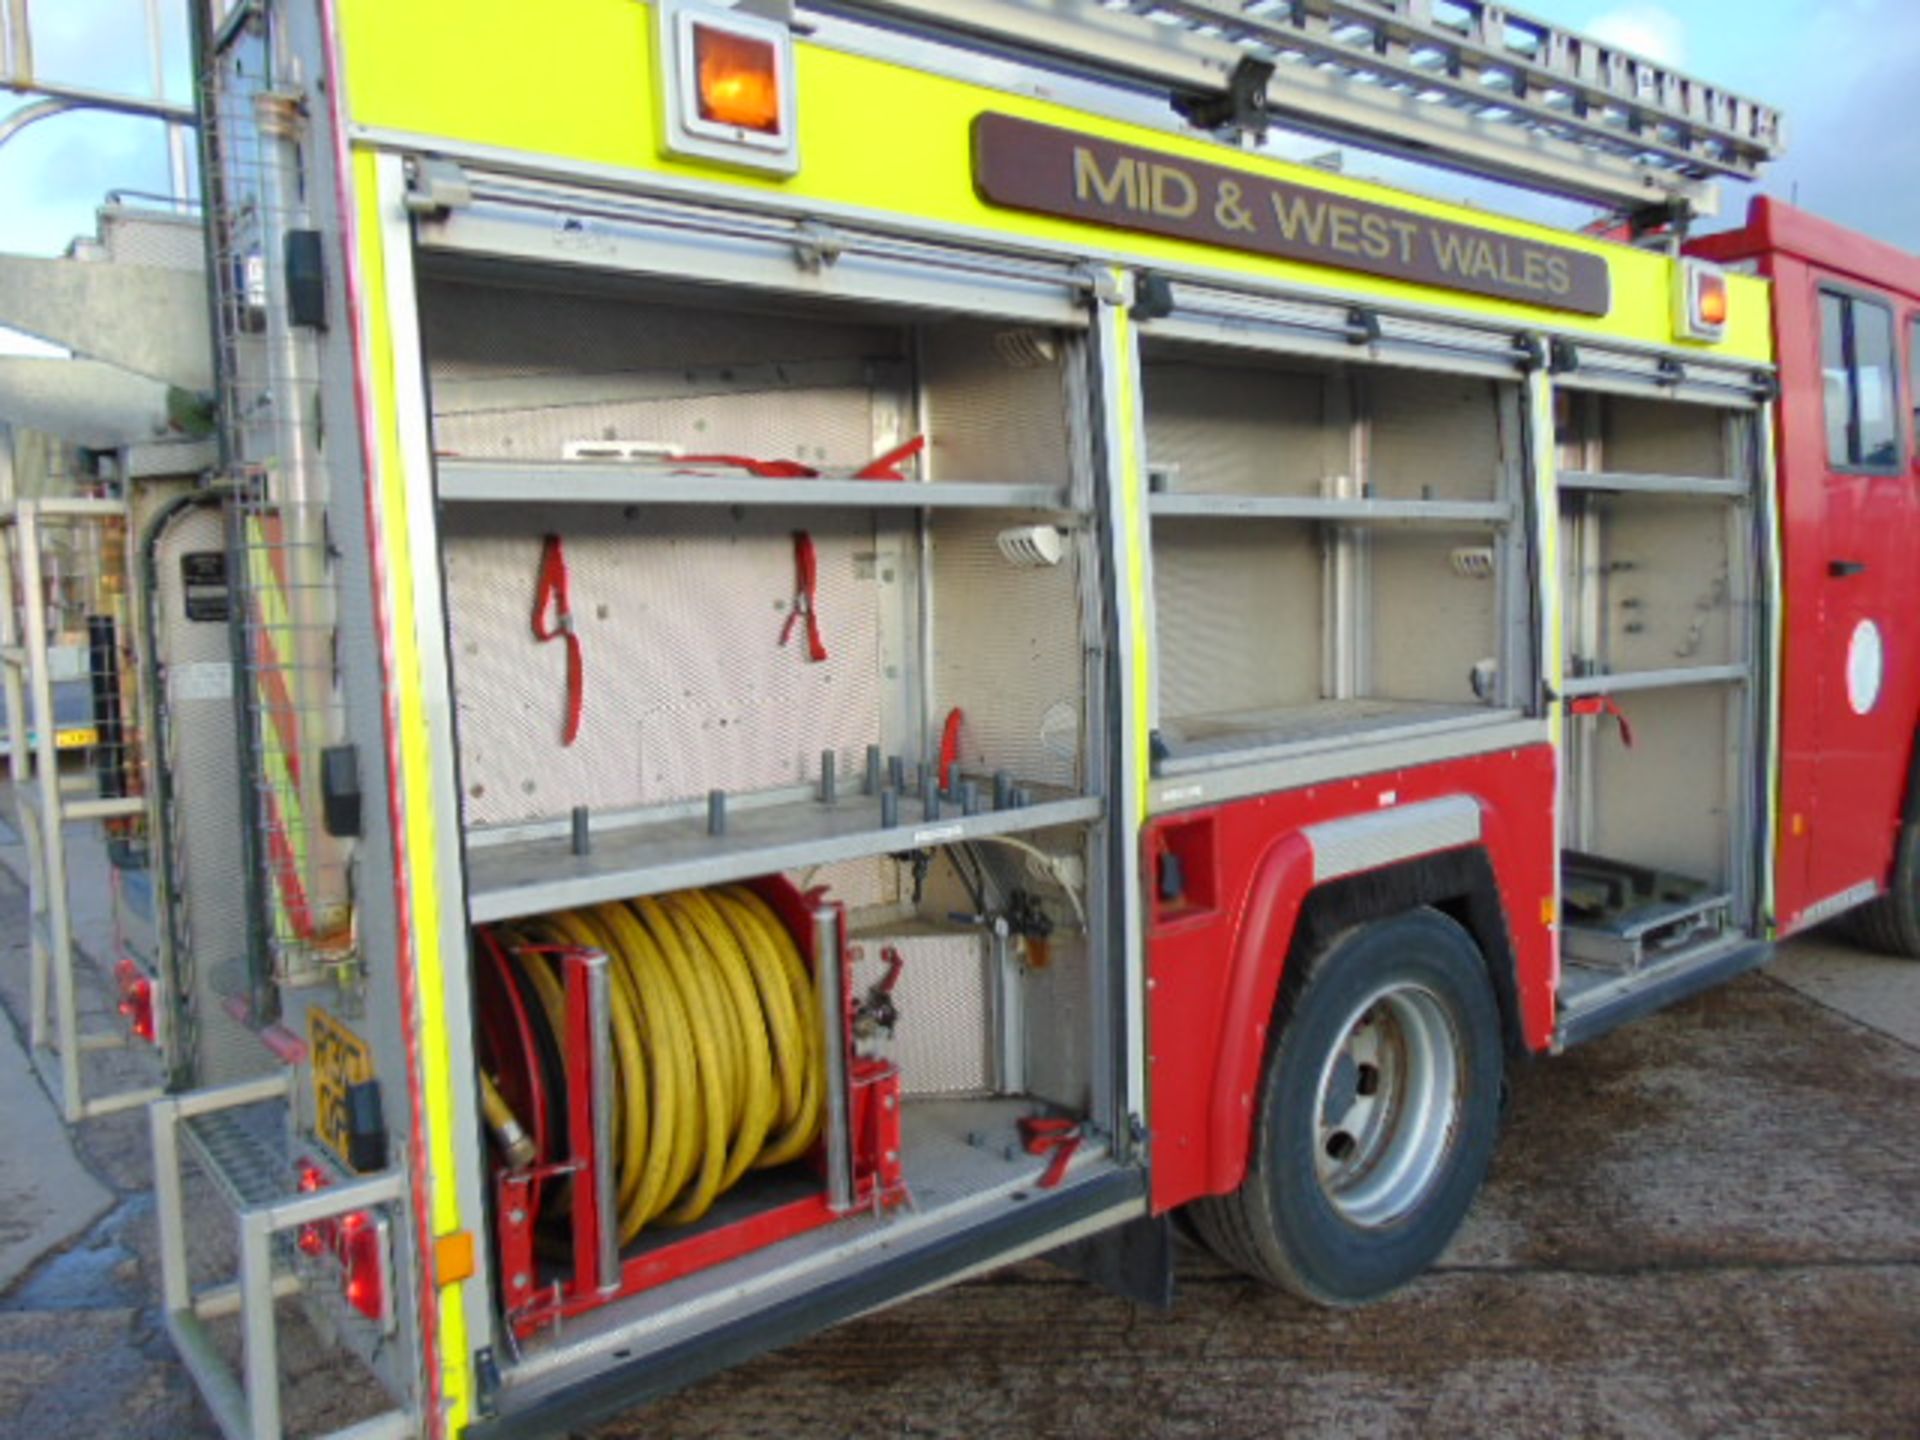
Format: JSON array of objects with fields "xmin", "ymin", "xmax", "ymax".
[{"xmin": 1585, "ymin": 5, "xmax": 1689, "ymax": 66}]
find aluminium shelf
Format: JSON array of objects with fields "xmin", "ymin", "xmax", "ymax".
[
  {"xmin": 1148, "ymin": 494, "xmax": 1511, "ymax": 524},
  {"xmin": 436, "ymin": 459, "xmax": 1073, "ymax": 512},
  {"xmin": 1559, "ymin": 664, "xmax": 1748, "ymax": 698},
  {"xmin": 464, "ymin": 789, "xmax": 1103, "ymax": 924},
  {"xmin": 1559, "ymin": 470, "xmax": 1748, "ymax": 498}
]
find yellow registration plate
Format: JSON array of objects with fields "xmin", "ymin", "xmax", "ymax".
[
  {"xmin": 308, "ymin": 1007, "xmax": 374, "ymax": 1168},
  {"xmin": 54, "ymin": 726, "xmax": 99, "ymax": 750}
]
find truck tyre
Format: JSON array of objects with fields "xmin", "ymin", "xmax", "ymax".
[
  {"xmin": 1843, "ymin": 821, "xmax": 1920, "ymax": 958},
  {"xmin": 1189, "ymin": 907, "xmax": 1503, "ymax": 1305}
]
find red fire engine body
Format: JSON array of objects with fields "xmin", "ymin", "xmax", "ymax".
[
  {"xmin": 1697, "ymin": 200, "xmax": 1920, "ymax": 942},
  {"xmin": 13, "ymin": 3, "xmax": 1909, "ymax": 1435}
]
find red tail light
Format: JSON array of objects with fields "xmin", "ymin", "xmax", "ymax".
[
  {"xmin": 292, "ymin": 1158, "xmax": 390, "ymax": 1326},
  {"xmin": 337, "ymin": 1211, "xmax": 386, "ymax": 1323},
  {"xmin": 296, "ymin": 1160, "xmax": 329, "ymax": 1256},
  {"xmin": 114, "ymin": 959, "xmax": 155, "ymax": 1044}
]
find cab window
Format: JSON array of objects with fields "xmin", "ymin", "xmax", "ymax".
[
  {"xmin": 1820, "ymin": 289, "xmax": 1900, "ymax": 470},
  {"xmin": 1909, "ymin": 315, "xmax": 1919, "ymax": 455}
]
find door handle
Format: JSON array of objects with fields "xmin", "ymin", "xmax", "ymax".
[{"xmin": 1829, "ymin": 559, "xmax": 1868, "ymax": 579}]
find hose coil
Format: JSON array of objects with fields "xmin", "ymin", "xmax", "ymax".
[{"xmin": 478, "ymin": 884, "xmax": 824, "ymax": 1243}]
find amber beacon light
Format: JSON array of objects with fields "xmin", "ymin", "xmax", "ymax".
[
  {"xmin": 659, "ymin": 0, "xmax": 798, "ymax": 174},
  {"xmin": 1676, "ymin": 258, "xmax": 1730, "ymax": 342}
]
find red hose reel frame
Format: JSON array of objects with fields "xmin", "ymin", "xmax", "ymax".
[{"xmin": 485, "ymin": 875, "xmax": 907, "ymax": 1337}]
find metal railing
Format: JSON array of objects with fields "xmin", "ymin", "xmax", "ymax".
[
  {"xmin": 0, "ymin": 496, "xmax": 164, "ymax": 1122},
  {"xmin": 150, "ymin": 1074, "xmax": 416, "ymax": 1440}
]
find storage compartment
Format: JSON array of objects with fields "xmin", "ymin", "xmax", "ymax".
[
  {"xmin": 416, "ymin": 262, "xmax": 1120, "ymax": 1355},
  {"xmin": 1553, "ymin": 391, "xmax": 1764, "ymax": 985},
  {"xmin": 1141, "ymin": 337, "xmax": 1526, "ymax": 768}
]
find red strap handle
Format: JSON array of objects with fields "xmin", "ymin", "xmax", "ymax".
[
  {"xmin": 1568, "ymin": 695, "xmax": 1634, "ymax": 748},
  {"xmin": 531, "ymin": 534, "xmax": 584, "ymax": 746},
  {"xmin": 677, "ymin": 454, "xmax": 821, "ymax": 478},
  {"xmin": 1017, "ymin": 1116, "xmax": 1083, "ymax": 1190},
  {"xmin": 778, "ymin": 531, "xmax": 828, "ymax": 662},
  {"xmin": 854, "ymin": 434, "xmax": 927, "ymax": 481},
  {"xmin": 938, "ymin": 706, "xmax": 965, "ymax": 792}
]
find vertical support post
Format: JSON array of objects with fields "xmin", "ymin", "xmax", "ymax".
[
  {"xmin": 2, "ymin": 0, "xmax": 33, "ymax": 87},
  {"xmin": 139, "ymin": 0, "xmax": 190, "ymax": 209},
  {"xmin": 149, "ymin": 1096, "xmax": 191, "ymax": 1316},
  {"xmin": 21, "ymin": 506, "xmax": 81, "ymax": 1117},
  {"xmin": 0, "ymin": 512, "xmax": 40, "ymax": 1049},
  {"xmin": 813, "ymin": 906, "xmax": 854, "ymax": 1212},
  {"xmin": 562, "ymin": 953, "xmax": 603, "ymax": 1298},
  {"xmin": 585, "ymin": 950, "xmax": 619, "ymax": 1294},
  {"xmin": 238, "ymin": 1208, "xmax": 283, "ymax": 1440},
  {"xmin": 1089, "ymin": 274, "xmax": 1151, "ymax": 1146}
]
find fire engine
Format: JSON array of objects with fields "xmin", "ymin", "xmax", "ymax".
[{"xmin": 3, "ymin": 1, "xmax": 1916, "ymax": 1437}]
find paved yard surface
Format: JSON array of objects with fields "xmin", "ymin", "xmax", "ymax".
[{"xmin": 0, "ymin": 821, "xmax": 1915, "ymax": 1439}]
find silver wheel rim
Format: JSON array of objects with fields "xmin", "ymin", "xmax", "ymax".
[{"xmin": 1311, "ymin": 981, "xmax": 1464, "ymax": 1228}]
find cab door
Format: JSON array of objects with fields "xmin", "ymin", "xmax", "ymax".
[{"xmin": 1803, "ymin": 282, "xmax": 1917, "ymax": 912}]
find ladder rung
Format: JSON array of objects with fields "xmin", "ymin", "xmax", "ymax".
[{"xmin": 826, "ymin": 0, "xmax": 1783, "ymax": 211}]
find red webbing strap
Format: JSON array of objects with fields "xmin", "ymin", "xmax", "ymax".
[
  {"xmin": 531, "ymin": 534, "xmax": 584, "ymax": 746},
  {"xmin": 676, "ymin": 454, "xmax": 821, "ymax": 478},
  {"xmin": 1568, "ymin": 694, "xmax": 1634, "ymax": 748},
  {"xmin": 1018, "ymin": 1116, "xmax": 1082, "ymax": 1191},
  {"xmin": 779, "ymin": 530, "xmax": 828, "ymax": 662},
  {"xmin": 854, "ymin": 434, "xmax": 928, "ymax": 481},
  {"xmin": 938, "ymin": 706, "xmax": 965, "ymax": 792}
]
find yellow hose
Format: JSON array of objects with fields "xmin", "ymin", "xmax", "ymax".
[{"xmin": 493, "ymin": 886, "xmax": 825, "ymax": 1243}]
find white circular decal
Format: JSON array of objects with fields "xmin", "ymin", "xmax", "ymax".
[{"xmin": 1846, "ymin": 618, "xmax": 1884, "ymax": 716}]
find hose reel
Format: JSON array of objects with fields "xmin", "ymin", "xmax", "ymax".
[{"xmin": 475, "ymin": 884, "xmax": 825, "ymax": 1246}]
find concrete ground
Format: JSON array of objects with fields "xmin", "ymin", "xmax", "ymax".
[{"xmin": 0, "ymin": 813, "xmax": 1915, "ymax": 1438}]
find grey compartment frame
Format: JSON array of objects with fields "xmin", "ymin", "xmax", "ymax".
[
  {"xmin": 395, "ymin": 156, "xmax": 1141, "ymax": 1387},
  {"xmin": 1553, "ymin": 384, "xmax": 1773, "ymax": 952},
  {"xmin": 1134, "ymin": 306, "xmax": 1538, "ymax": 795}
]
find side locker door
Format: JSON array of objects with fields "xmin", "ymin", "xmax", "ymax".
[{"xmin": 1804, "ymin": 283, "xmax": 1915, "ymax": 912}]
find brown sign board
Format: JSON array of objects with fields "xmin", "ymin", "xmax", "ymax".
[{"xmin": 972, "ymin": 112, "xmax": 1612, "ymax": 317}]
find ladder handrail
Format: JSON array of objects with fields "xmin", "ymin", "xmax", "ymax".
[{"xmin": 814, "ymin": 0, "xmax": 1784, "ymax": 215}]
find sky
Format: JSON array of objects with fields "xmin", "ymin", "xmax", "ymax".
[{"xmin": 0, "ymin": 0, "xmax": 1916, "ymax": 277}]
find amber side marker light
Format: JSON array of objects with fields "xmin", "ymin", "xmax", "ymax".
[
  {"xmin": 1698, "ymin": 272, "xmax": 1729, "ymax": 326},
  {"xmin": 694, "ymin": 23, "xmax": 781, "ymax": 135},
  {"xmin": 659, "ymin": 0, "xmax": 798, "ymax": 174},
  {"xmin": 1677, "ymin": 259, "xmax": 1729, "ymax": 342}
]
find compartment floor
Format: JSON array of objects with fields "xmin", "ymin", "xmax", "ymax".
[
  {"xmin": 1161, "ymin": 697, "xmax": 1496, "ymax": 759},
  {"xmin": 511, "ymin": 1094, "xmax": 1103, "ymax": 1358}
]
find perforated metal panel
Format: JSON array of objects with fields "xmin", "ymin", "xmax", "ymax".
[
  {"xmin": 848, "ymin": 925, "xmax": 993, "ymax": 1095},
  {"xmin": 930, "ymin": 512, "xmax": 1085, "ymax": 791},
  {"xmin": 423, "ymin": 276, "xmax": 903, "ymax": 468},
  {"xmin": 1154, "ymin": 516, "xmax": 1323, "ymax": 723},
  {"xmin": 1369, "ymin": 528, "xmax": 1499, "ymax": 703},
  {"xmin": 1601, "ymin": 394, "xmax": 1734, "ymax": 478},
  {"xmin": 1559, "ymin": 494, "xmax": 1739, "ymax": 676},
  {"xmin": 1368, "ymin": 370, "xmax": 1505, "ymax": 502},
  {"xmin": 920, "ymin": 322, "xmax": 1073, "ymax": 486},
  {"xmin": 444, "ymin": 507, "xmax": 888, "ymax": 826},
  {"xmin": 1141, "ymin": 353, "xmax": 1339, "ymax": 496}
]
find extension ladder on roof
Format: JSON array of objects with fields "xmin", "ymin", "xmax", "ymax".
[{"xmin": 820, "ymin": 0, "xmax": 1784, "ymax": 216}]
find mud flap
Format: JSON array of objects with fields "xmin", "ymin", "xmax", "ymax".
[{"xmin": 1043, "ymin": 1212, "xmax": 1175, "ymax": 1311}]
